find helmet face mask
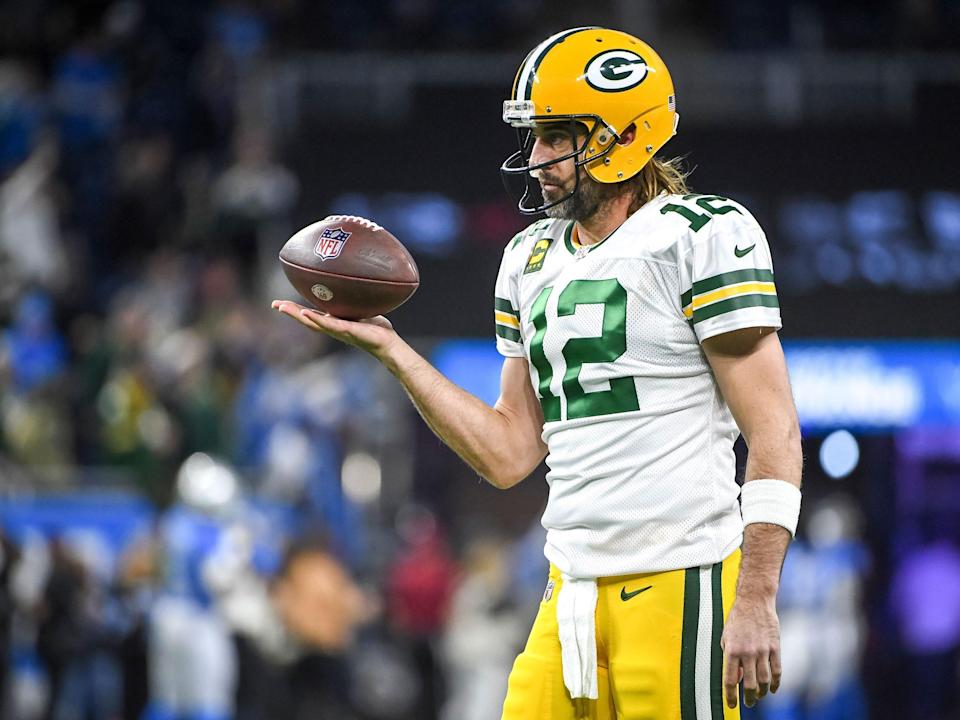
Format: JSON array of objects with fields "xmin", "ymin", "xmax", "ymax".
[
  {"xmin": 500, "ymin": 116, "xmax": 619, "ymax": 215},
  {"xmin": 500, "ymin": 27, "xmax": 678, "ymax": 216}
]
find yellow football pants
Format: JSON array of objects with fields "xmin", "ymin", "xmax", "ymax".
[{"xmin": 501, "ymin": 551, "xmax": 741, "ymax": 720}]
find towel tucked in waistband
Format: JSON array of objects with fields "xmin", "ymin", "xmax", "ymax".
[{"xmin": 556, "ymin": 573, "xmax": 599, "ymax": 699}]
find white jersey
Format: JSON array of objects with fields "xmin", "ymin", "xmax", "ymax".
[{"xmin": 494, "ymin": 193, "xmax": 782, "ymax": 578}]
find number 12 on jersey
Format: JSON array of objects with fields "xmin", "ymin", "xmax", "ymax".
[{"xmin": 528, "ymin": 278, "xmax": 640, "ymax": 422}]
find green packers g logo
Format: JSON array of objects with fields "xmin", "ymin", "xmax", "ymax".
[{"xmin": 584, "ymin": 50, "xmax": 648, "ymax": 92}]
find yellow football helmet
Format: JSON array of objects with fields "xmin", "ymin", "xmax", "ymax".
[{"xmin": 501, "ymin": 27, "xmax": 678, "ymax": 214}]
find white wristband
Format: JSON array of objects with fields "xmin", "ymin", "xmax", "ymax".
[{"xmin": 740, "ymin": 479, "xmax": 802, "ymax": 537}]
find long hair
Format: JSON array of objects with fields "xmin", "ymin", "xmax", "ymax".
[{"xmin": 625, "ymin": 156, "xmax": 690, "ymax": 215}]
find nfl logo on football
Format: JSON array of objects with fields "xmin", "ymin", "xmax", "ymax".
[{"xmin": 314, "ymin": 227, "xmax": 351, "ymax": 261}]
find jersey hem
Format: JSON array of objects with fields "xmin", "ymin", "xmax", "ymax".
[
  {"xmin": 695, "ymin": 315, "xmax": 782, "ymax": 343},
  {"xmin": 496, "ymin": 345, "xmax": 526, "ymax": 358}
]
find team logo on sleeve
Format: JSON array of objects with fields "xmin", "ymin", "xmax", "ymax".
[
  {"xmin": 543, "ymin": 579, "xmax": 555, "ymax": 602},
  {"xmin": 584, "ymin": 50, "xmax": 649, "ymax": 92},
  {"xmin": 314, "ymin": 227, "xmax": 351, "ymax": 260}
]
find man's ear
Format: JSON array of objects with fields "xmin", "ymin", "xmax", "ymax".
[{"xmin": 618, "ymin": 123, "xmax": 637, "ymax": 146}]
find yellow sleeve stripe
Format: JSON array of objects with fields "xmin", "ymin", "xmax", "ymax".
[
  {"xmin": 682, "ymin": 281, "xmax": 777, "ymax": 319},
  {"xmin": 495, "ymin": 311, "xmax": 521, "ymax": 329},
  {"xmin": 695, "ymin": 281, "xmax": 777, "ymax": 309}
]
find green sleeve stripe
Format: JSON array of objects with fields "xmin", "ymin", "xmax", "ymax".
[
  {"xmin": 692, "ymin": 268, "xmax": 774, "ymax": 296},
  {"xmin": 509, "ymin": 232, "xmax": 524, "ymax": 249},
  {"xmin": 680, "ymin": 288, "xmax": 692, "ymax": 307},
  {"xmin": 495, "ymin": 297, "xmax": 520, "ymax": 316},
  {"xmin": 693, "ymin": 293, "xmax": 779, "ymax": 324},
  {"xmin": 495, "ymin": 325, "xmax": 522, "ymax": 343}
]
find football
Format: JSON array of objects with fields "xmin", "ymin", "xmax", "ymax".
[{"xmin": 279, "ymin": 215, "xmax": 419, "ymax": 320}]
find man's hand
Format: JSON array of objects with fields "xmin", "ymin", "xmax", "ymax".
[
  {"xmin": 272, "ymin": 300, "xmax": 400, "ymax": 360},
  {"xmin": 721, "ymin": 594, "xmax": 782, "ymax": 708}
]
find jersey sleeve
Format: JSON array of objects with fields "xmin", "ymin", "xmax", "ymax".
[
  {"xmin": 494, "ymin": 234, "xmax": 525, "ymax": 357},
  {"xmin": 678, "ymin": 201, "xmax": 782, "ymax": 342}
]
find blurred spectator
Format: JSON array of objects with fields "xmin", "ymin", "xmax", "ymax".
[
  {"xmin": 250, "ymin": 541, "xmax": 372, "ymax": 720},
  {"xmin": 508, "ymin": 516, "xmax": 549, "ymax": 619},
  {"xmin": 209, "ymin": 1, "xmax": 267, "ymax": 68},
  {"xmin": 891, "ymin": 526, "xmax": 960, "ymax": 720},
  {"xmin": 144, "ymin": 453, "xmax": 243, "ymax": 720},
  {"xmin": 210, "ymin": 125, "xmax": 298, "ymax": 273},
  {"xmin": 36, "ymin": 535, "xmax": 124, "ymax": 720},
  {"xmin": 3, "ymin": 290, "xmax": 66, "ymax": 395},
  {"xmin": 0, "ymin": 135, "xmax": 67, "ymax": 304},
  {"xmin": 0, "ymin": 63, "xmax": 46, "ymax": 178},
  {"xmin": 105, "ymin": 133, "xmax": 181, "ymax": 271},
  {"xmin": 34, "ymin": 539, "xmax": 85, "ymax": 720},
  {"xmin": 115, "ymin": 534, "xmax": 157, "ymax": 720},
  {"xmin": 0, "ymin": 290, "xmax": 72, "ymax": 474},
  {"xmin": 386, "ymin": 505, "xmax": 456, "ymax": 720},
  {"xmin": 233, "ymin": 324, "xmax": 371, "ymax": 567},
  {"xmin": 441, "ymin": 536, "xmax": 526, "ymax": 720},
  {"xmin": 53, "ymin": 30, "xmax": 124, "ymax": 250},
  {"xmin": 0, "ymin": 529, "xmax": 19, "ymax": 720},
  {"xmin": 757, "ymin": 496, "xmax": 869, "ymax": 720}
]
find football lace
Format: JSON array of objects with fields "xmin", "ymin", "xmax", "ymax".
[{"xmin": 323, "ymin": 215, "xmax": 383, "ymax": 231}]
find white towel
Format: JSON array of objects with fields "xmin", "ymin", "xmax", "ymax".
[{"xmin": 556, "ymin": 573, "xmax": 599, "ymax": 699}]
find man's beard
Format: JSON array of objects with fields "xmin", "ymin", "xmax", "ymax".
[{"xmin": 541, "ymin": 170, "xmax": 622, "ymax": 222}]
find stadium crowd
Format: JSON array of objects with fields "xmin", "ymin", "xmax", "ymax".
[{"xmin": 0, "ymin": 2, "xmax": 554, "ymax": 717}]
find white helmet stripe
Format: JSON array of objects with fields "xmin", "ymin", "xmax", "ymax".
[{"xmin": 516, "ymin": 26, "xmax": 600, "ymax": 103}]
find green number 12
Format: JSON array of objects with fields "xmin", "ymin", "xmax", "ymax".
[
  {"xmin": 659, "ymin": 194, "xmax": 741, "ymax": 232},
  {"xmin": 528, "ymin": 279, "xmax": 639, "ymax": 422}
]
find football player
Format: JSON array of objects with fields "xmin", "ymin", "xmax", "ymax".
[{"xmin": 274, "ymin": 26, "xmax": 802, "ymax": 720}]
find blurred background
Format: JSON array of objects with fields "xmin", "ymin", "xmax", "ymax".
[{"xmin": 0, "ymin": 0, "xmax": 958, "ymax": 719}]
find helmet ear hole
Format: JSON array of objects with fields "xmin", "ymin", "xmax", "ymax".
[{"xmin": 618, "ymin": 123, "xmax": 637, "ymax": 146}]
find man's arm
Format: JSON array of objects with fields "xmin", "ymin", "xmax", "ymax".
[
  {"xmin": 701, "ymin": 326, "xmax": 802, "ymax": 709},
  {"xmin": 272, "ymin": 300, "xmax": 548, "ymax": 489}
]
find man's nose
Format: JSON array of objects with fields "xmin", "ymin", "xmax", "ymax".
[{"xmin": 529, "ymin": 136, "xmax": 552, "ymax": 170}]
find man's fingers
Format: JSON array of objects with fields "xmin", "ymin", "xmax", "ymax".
[
  {"xmin": 756, "ymin": 652, "xmax": 772, "ymax": 698},
  {"xmin": 741, "ymin": 655, "xmax": 758, "ymax": 708},
  {"xmin": 770, "ymin": 648, "xmax": 783, "ymax": 694},
  {"xmin": 272, "ymin": 300, "xmax": 342, "ymax": 334},
  {"xmin": 272, "ymin": 299, "xmax": 307, "ymax": 313},
  {"xmin": 274, "ymin": 301, "xmax": 325, "ymax": 331},
  {"xmin": 723, "ymin": 657, "xmax": 740, "ymax": 709}
]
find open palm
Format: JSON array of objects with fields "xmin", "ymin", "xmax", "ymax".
[{"xmin": 271, "ymin": 300, "xmax": 398, "ymax": 358}]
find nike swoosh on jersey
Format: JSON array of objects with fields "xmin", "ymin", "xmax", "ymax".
[
  {"xmin": 620, "ymin": 585, "xmax": 653, "ymax": 601},
  {"xmin": 734, "ymin": 243, "xmax": 756, "ymax": 258}
]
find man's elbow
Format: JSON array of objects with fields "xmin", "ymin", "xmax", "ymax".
[
  {"xmin": 482, "ymin": 454, "xmax": 541, "ymax": 490},
  {"xmin": 788, "ymin": 418, "xmax": 804, "ymax": 481},
  {"xmin": 778, "ymin": 416, "xmax": 804, "ymax": 485}
]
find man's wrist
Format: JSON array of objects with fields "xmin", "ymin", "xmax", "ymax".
[
  {"xmin": 735, "ymin": 578, "xmax": 779, "ymax": 602},
  {"xmin": 377, "ymin": 336, "xmax": 412, "ymax": 375},
  {"xmin": 741, "ymin": 479, "xmax": 802, "ymax": 537}
]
